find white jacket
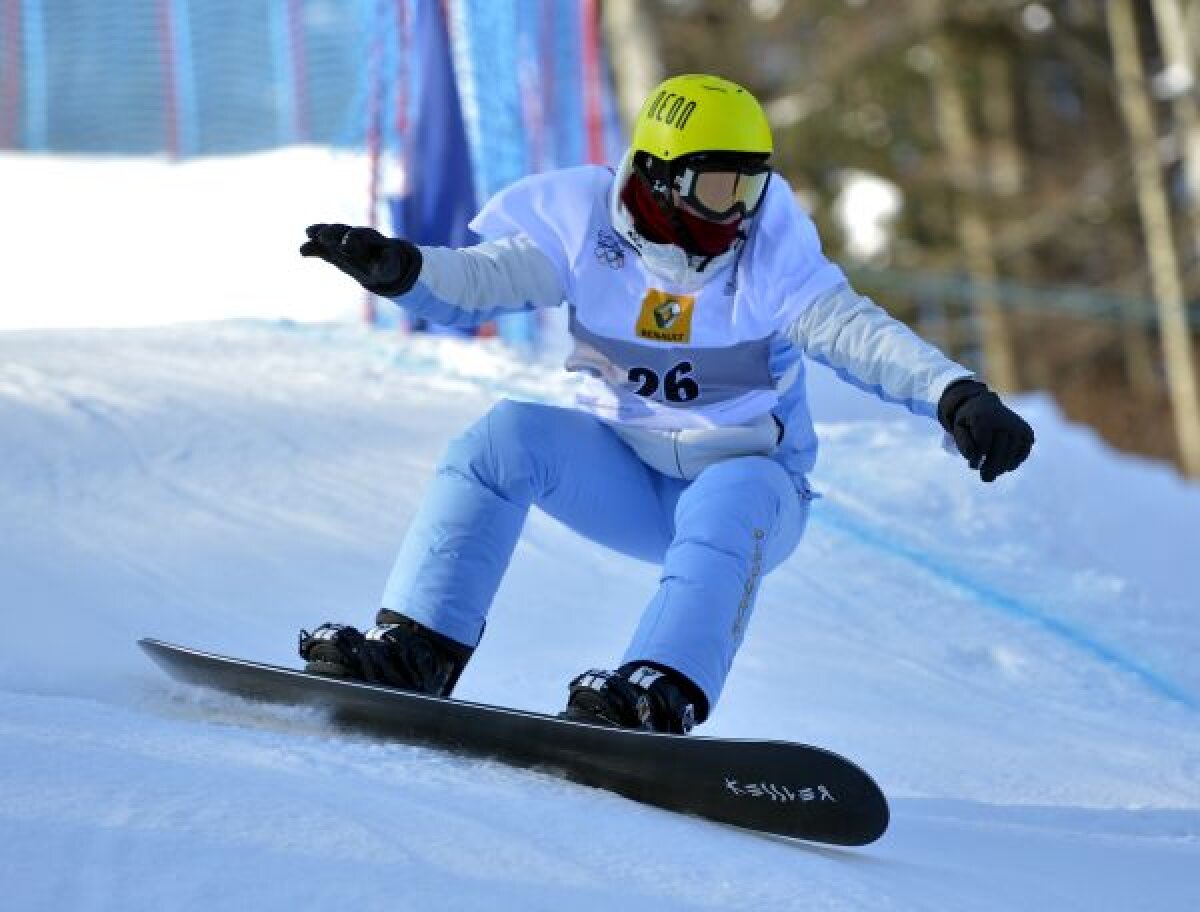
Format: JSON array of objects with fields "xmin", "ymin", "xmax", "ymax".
[{"xmin": 394, "ymin": 166, "xmax": 969, "ymax": 481}]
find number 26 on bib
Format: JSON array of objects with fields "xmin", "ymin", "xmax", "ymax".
[{"xmin": 627, "ymin": 361, "xmax": 701, "ymax": 404}]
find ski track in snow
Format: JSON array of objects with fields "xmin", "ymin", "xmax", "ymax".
[
  {"xmin": 815, "ymin": 500, "xmax": 1198, "ymax": 712},
  {"xmin": 2, "ymin": 321, "xmax": 1199, "ymax": 911}
]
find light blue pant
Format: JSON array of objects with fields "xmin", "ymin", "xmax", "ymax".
[{"xmin": 381, "ymin": 400, "xmax": 809, "ymax": 714}]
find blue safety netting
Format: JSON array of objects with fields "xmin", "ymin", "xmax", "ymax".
[{"xmin": 0, "ymin": 0, "xmax": 623, "ymax": 165}]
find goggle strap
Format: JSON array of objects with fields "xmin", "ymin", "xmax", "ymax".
[{"xmin": 635, "ymin": 152, "xmax": 674, "ymax": 202}]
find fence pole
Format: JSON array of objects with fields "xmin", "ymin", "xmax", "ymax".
[
  {"xmin": 580, "ymin": 0, "xmax": 604, "ymax": 164},
  {"xmin": 20, "ymin": 0, "xmax": 46, "ymax": 151},
  {"xmin": 363, "ymin": 0, "xmax": 388, "ymax": 325},
  {"xmin": 1, "ymin": 0, "xmax": 21, "ymax": 148},
  {"xmin": 157, "ymin": 0, "xmax": 196, "ymax": 158},
  {"xmin": 157, "ymin": 0, "xmax": 180, "ymax": 158},
  {"xmin": 288, "ymin": 0, "xmax": 310, "ymax": 143}
]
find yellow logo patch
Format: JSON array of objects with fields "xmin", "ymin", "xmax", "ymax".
[{"xmin": 636, "ymin": 290, "xmax": 695, "ymax": 343}]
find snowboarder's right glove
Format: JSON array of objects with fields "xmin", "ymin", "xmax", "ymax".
[
  {"xmin": 299, "ymin": 224, "xmax": 423, "ymax": 297},
  {"xmin": 937, "ymin": 378, "xmax": 1034, "ymax": 483}
]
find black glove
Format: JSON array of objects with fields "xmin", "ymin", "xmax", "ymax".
[
  {"xmin": 938, "ymin": 378, "xmax": 1034, "ymax": 483},
  {"xmin": 299, "ymin": 223, "xmax": 423, "ymax": 297}
]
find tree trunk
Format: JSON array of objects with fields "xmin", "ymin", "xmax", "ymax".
[
  {"xmin": 980, "ymin": 48, "xmax": 1023, "ymax": 197},
  {"xmin": 600, "ymin": 0, "xmax": 663, "ymax": 131},
  {"xmin": 1150, "ymin": 0, "xmax": 1200, "ymax": 258},
  {"xmin": 1108, "ymin": 0, "xmax": 1200, "ymax": 477},
  {"xmin": 927, "ymin": 33, "xmax": 1019, "ymax": 391}
]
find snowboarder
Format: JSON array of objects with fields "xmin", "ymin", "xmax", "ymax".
[{"xmin": 297, "ymin": 73, "xmax": 1034, "ymax": 734}]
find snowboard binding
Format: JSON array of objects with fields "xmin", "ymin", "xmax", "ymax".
[
  {"xmin": 298, "ymin": 609, "xmax": 473, "ymax": 697},
  {"xmin": 563, "ymin": 663, "xmax": 705, "ymax": 734}
]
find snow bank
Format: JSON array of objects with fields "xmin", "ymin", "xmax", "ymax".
[{"xmin": 0, "ymin": 321, "xmax": 1196, "ymax": 911}]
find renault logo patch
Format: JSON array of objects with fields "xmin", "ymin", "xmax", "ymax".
[{"xmin": 636, "ymin": 289, "xmax": 695, "ymax": 343}]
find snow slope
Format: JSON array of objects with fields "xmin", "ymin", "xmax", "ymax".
[{"xmin": 2, "ymin": 320, "xmax": 1198, "ymax": 911}]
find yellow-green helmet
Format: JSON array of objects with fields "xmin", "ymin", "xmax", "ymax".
[{"xmin": 630, "ymin": 74, "xmax": 773, "ymax": 162}]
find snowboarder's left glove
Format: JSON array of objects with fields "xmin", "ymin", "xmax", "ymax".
[
  {"xmin": 300, "ymin": 224, "xmax": 423, "ymax": 297},
  {"xmin": 938, "ymin": 378, "xmax": 1034, "ymax": 483}
]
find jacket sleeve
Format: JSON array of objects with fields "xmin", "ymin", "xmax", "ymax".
[
  {"xmin": 390, "ymin": 235, "xmax": 566, "ymax": 329},
  {"xmin": 784, "ymin": 283, "xmax": 972, "ymax": 417}
]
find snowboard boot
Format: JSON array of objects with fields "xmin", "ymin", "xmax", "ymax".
[
  {"xmin": 298, "ymin": 609, "xmax": 473, "ymax": 697},
  {"xmin": 562, "ymin": 662, "xmax": 706, "ymax": 734}
]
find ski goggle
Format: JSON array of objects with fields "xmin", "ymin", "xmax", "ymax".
[{"xmin": 674, "ymin": 155, "xmax": 772, "ymax": 221}]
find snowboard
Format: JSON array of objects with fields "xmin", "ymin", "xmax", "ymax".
[{"xmin": 139, "ymin": 638, "xmax": 889, "ymax": 846}]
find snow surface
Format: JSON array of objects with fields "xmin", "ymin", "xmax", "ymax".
[
  {"xmin": 2, "ymin": 151, "xmax": 1199, "ymax": 910},
  {"xmin": 0, "ymin": 149, "xmax": 367, "ymax": 330}
]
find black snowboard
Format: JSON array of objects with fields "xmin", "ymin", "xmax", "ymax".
[{"xmin": 139, "ymin": 638, "xmax": 888, "ymax": 845}]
